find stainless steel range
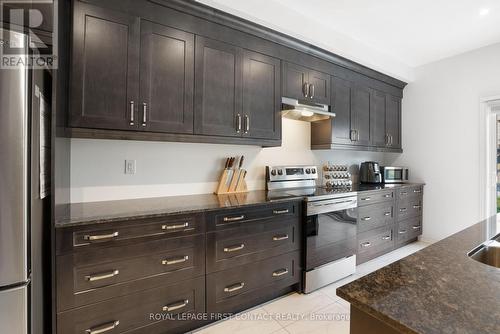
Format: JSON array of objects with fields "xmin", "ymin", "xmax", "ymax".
[{"xmin": 266, "ymin": 165, "xmax": 358, "ymax": 293}]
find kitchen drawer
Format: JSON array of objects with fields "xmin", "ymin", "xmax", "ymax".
[
  {"xmin": 357, "ymin": 202, "xmax": 394, "ymax": 233},
  {"xmin": 56, "ymin": 213, "xmax": 204, "ymax": 254},
  {"xmin": 207, "ymin": 219, "xmax": 300, "ymax": 272},
  {"xmin": 396, "ymin": 185, "xmax": 424, "ymax": 201},
  {"xmin": 57, "ymin": 277, "xmax": 205, "ymax": 334},
  {"xmin": 397, "ymin": 197, "xmax": 422, "ymax": 221},
  {"xmin": 358, "ymin": 190, "xmax": 394, "ymax": 207},
  {"xmin": 357, "ymin": 226, "xmax": 394, "ymax": 264},
  {"xmin": 57, "ymin": 234, "xmax": 205, "ymax": 311},
  {"xmin": 206, "ymin": 251, "xmax": 301, "ymax": 314},
  {"xmin": 206, "ymin": 201, "xmax": 300, "ymax": 231},
  {"xmin": 396, "ymin": 216, "xmax": 422, "ymax": 246}
]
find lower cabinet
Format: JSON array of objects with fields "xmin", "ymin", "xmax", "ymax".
[{"xmin": 356, "ymin": 185, "xmax": 424, "ymax": 264}]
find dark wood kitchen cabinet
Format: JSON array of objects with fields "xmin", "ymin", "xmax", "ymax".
[
  {"xmin": 370, "ymin": 89, "xmax": 387, "ymax": 147},
  {"xmin": 282, "ymin": 62, "xmax": 330, "ymax": 105},
  {"xmin": 70, "ymin": 1, "xmax": 140, "ymax": 130},
  {"xmin": 350, "ymin": 83, "xmax": 372, "ymax": 146},
  {"xmin": 385, "ymin": 94, "xmax": 402, "ymax": 149}
]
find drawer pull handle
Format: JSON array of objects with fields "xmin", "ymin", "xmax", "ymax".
[
  {"xmin": 412, "ymin": 225, "xmax": 421, "ymax": 230},
  {"xmin": 401, "ymin": 191, "xmax": 408, "ymax": 195},
  {"xmin": 361, "ymin": 197, "xmax": 371, "ymax": 201},
  {"xmin": 399, "ymin": 230, "xmax": 407, "ymax": 234},
  {"xmin": 224, "ymin": 244, "xmax": 245, "ymax": 252},
  {"xmin": 85, "ymin": 270, "xmax": 119, "ymax": 282},
  {"xmin": 83, "ymin": 232, "xmax": 119, "ymax": 242},
  {"xmin": 361, "ymin": 217, "xmax": 371, "ymax": 221},
  {"xmin": 361, "ymin": 242, "xmax": 371, "ymax": 248},
  {"xmin": 272, "ymin": 268, "xmax": 289, "ymax": 277},
  {"xmin": 162, "ymin": 255, "xmax": 189, "ymax": 265},
  {"xmin": 413, "ymin": 189, "xmax": 422, "ymax": 193},
  {"xmin": 223, "ymin": 215, "xmax": 245, "ymax": 222},
  {"xmin": 413, "ymin": 205, "xmax": 422, "ymax": 209},
  {"xmin": 384, "ymin": 212, "xmax": 391, "ymax": 216},
  {"xmin": 86, "ymin": 320, "xmax": 120, "ymax": 334},
  {"xmin": 273, "ymin": 209, "xmax": 289, "ymax": 215},
  {"xmin": 383, "ymin": 194, "xmax": 391, "ymax": 198},
  {"xmin": 382, "ymin": 235, "xmax": 391, "ymax": 240},
  {"xmin": 273, "ymin": 234, "xmax": 289, "ymax": 241},
  {"xmin": 224, "ymin": 282, "xmax": 245, "ymax": 292},
  {"xmin": 400, "ymin": 208, "xmax": 407, "ymax": 212},
  {"xmin": 162, "ymin": 299, "xmax": 189, "ymax": 312},
  {"xmin": 162, "ymin": 222, "xmax": 189, "ymax": 231}
]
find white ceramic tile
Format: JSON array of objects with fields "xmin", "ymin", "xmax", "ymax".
[
  {"xmin": 284, "ymin": 301, "xmax": 350, "ymax": 334},
  {"xmin": 194, "ymin": 307, "xmax": 282, "ymax": 334},
  {"xmin": 262, "ymin": 291, "xmax": 337, "ymax": 326}
]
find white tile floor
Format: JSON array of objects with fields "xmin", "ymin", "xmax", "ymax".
[{"xmin": 192, "ymin": 241, "xmax": 430, "ymax": 334}]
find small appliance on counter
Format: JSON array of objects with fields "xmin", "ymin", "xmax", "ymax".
[
  {"xmin": 359, "ymin": 161, "xmax": 382, "ymax": 184},
  {"xmin": 381, "ymin": 166, "xmax": 409, "ymax": 184},
  {"xmin": 323, "ymin": 163, "xmax": 352, "ymax": 189}
]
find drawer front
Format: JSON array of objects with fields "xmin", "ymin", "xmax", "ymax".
[
  {"xmin": 206, "ymin": 201, "xmax": 300, "ymax": 231},
  {"xmin": 56, "ymin": 213, "xmax": 204, "ymax": 254},
  {"xmin": 57, "ymin": 277, "xmax": 205, "ymax": 334},
  {"xmin": 397, "ymin": 185, "xmax": 423, "ymax": 201},
  {"xmin": 207, "ymin": 219, "xmax": 300, "ymax": 272},
  {"xmin": 57, "ymin": 234, "xmax": 205, "ymax": 311},
  {"xmin": 206, "ymin": 251, "xmax": 300, "ymax": 314},
  {"xmin": 358, "ymin": 227, "xmax": 394, "ymax": 254},
  {"xmin": 396, "ymin": 216, "xmax": 422, "ymax": 245},
  {"xmin": 397, "ymin": 197, "xmax": 423, "ymax": 221},
  {"xmin": 358, "ymin": 190, "xmax": 394, "ymax": 207},
  {"xmin": 357, "ymin": 202, "xmax": 394, "ymax": 233}
]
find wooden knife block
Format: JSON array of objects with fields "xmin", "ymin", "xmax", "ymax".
[{"xmin": 215, "ymin": 168, "xmax": 248, "ymax": 194}]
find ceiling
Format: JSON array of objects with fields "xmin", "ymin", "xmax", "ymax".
[{"xmin": 196, "ymin": 0, "xmax": 500, "ymax": 81}]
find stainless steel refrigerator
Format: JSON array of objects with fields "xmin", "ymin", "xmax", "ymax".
[{"xmin": 0, "ymin": 27, "xmax": 49, "ymax": 334}]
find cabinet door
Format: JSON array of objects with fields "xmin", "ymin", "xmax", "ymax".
[
  {"xmin": 194, "ymin": 36, "xmax": 242, "ymax": 137},
  {"xmin": 282, "ymin": 62, "xmax": 308, "ymax": 100},
  {"xmin": 139, "ymin": 21, "xmax": 194, "ymax": 133},
  {"xmin": 70, "ymin": 2, "xmax": 140, "ymax": 130},
  {"xmin": 370, "ymin": 89, "xmax": 387, "ymax": 147},
  {"xmin": 386, "ymin": 94, "xmax": 402, "ymax": 149},
  {"xmin": 331, "ymin": 76, "xmax": 353, "ymax": 145},
  {"xmin": 351, "ymin": 84, "xmax": 371, "ymax": 146},
  {"xmin": 308, "ymin": 70, "xmax": 331, "ymax": 105},
  {"xmin": 242, "ymin": 51, "xmax": 281, "ymax": 140}
]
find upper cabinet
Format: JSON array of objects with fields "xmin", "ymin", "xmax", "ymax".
[
  {"xmin": 311, "ymin": 75, "xmax": 403, "ymax": 152},
  {"xmin": 282, "ymin": 62, "xmax": 330, "ymax": 105}
]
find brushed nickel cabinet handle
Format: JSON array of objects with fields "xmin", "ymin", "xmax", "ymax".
[
  {"xmin": 244, "ymin": 115, "xmax": 250, "ymax": 134},
  {"xmin": 224, "ymin": 244, "xmax": 245, "ymax": 253},
  {"xmin": 413, "ymin": 205, "xmax": 422, "ymax": 209},
  {"xmin": 162, "ymin": 299, "xmax": 189, "ymax": 312},
  {"xmin": 361, "ymin": 197, "xmax": 371, "ymax": 201},
  {"xmin": 361, "ymin": 242, "xmax": 371, "ymax": 248},
  {"xmin": 223, "ymin": 215, "xmax": 245, "ymax": 222},
  {"xmin": 85, "ymin": 270, "xmax": 119, "ymax": 282},
  {"xmin": 236, "ymin": 114, "xmax": 242, "ymax": 133},
  {"xmin": 86, "ymin": 320, "xmax": 120, "ymax": 334},
  {"xmin": 272, "ymin": 234, "xmax": 289, "ymax": 241},
  {"xmin": 272, "ymin": 268, "xmax": 289, "ymax": 277},
  {"xmin": 399, "ymin": 230, "xmax": 407, "ymax": 234},
  {"xmin": 309, "ymin": 84, "xmax": 315, "ymax": 99},
  {"xmin": 413, "ymin": 189, "xmax": 422, "ymax": 193},
  {"xmin": 350, "ymin": 130, "xmax": 356, "ymax": 141},
  {"xmin": 303, "ymin": 82, "xmax": 309, "ymax": 98},
  {"xmin": 382, "ymin": 235, "xmax": 391, "ymax": 240},
  {"xmin": 383, "ymin": 194, "xmax": 392, "ymax": 198},
  {"xmin": 83, "ymin": 231, "xmax": 119, "ymax": 242},
  {"xmin": 361, "ymin": 217, "xmax": 371, "ymax": 221},
  {"xmin": 162, "ymin": 222, "xmax": 189, "ymax": 231},
  {"xmin": 129, "ymin": 101, "xmax": 135, "ymax": 125},
  {"xmin": 412, "ymin": 225, "xmax": 421, "ymax": 230},
  {"xmin": 400, "ymin": 191, "xmax": 408, "ymax": 195},
  {"xmin": 384, "ymin": 212, "xmax": 391, "ymax": 216},
  {"xmin": 356, "ymin": 130, "xmax": 360, "ymax": 141},
  {"xmin": 400, "ymin": 208, "xmax": 407, "ymax": 212},
  {"xmin": 390, "ymin": 135, "xmax": 394, "ymax": 146},
  {"xmin": 162, "ymin": 255, "xmax": 189, "ymax": 265},
  {"xmin": 224, "ymin": 282, "xmax": 245, "ymax": 292},
  {"xmin": 142, "ymin": 102, "xmax": 147, "ymax": 126},
  {"xmin": 273, "ymin": 209, "xmax": 289, "ymax": 215}
]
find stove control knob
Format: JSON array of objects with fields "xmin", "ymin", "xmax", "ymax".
[
  {"xmin": 312, "ymin": 168, "xmax": 316, "ymax": 174},
  {"xmin": 277, "ymin": 169, "xmax": 283, "ymax": 175},
  {"xmin": 305, "ymin": 168, "xmax": 311, "ymax": 174},
  {"xmin": 271, "ymin": 169, "xmax": 277, "ymax": 176}
]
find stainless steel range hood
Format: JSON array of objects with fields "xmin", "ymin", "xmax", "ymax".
[{"xmin": 281, "ymin": 97, "xmax": 335, "ymax": 122}]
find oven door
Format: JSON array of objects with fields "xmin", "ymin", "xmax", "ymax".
[{"xmin": 305, "ymin": 207, "xmax": 358, "ymax": 271}]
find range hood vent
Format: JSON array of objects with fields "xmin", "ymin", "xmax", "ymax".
[{"xmin": 281, "ymin": 97, "xmax": 335, "ymax": 122}]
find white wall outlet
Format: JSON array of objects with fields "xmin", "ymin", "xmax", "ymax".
[{"xmin": 125, "ymin": 160, "xmax": 136, "ymax": 175}]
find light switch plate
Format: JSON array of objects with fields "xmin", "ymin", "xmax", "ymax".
[{"xmin": 125, "ymin": 160, "xmax": 136, "ymax": 175}]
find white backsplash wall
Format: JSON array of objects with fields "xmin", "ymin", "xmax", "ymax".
[{"xmin": 71, "ymin": 118, "xmax": 399, "ymax": 202}]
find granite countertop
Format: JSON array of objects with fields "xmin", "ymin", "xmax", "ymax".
[
  {"xmin": 55, "ymin": 183, "xmax": 424, "ymax": 228},
  {"xmin": 337, "ymin": 216, "xmax": 500, "ymax": 334}
]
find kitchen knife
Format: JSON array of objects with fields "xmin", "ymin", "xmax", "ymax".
[{"xmin": 239, "ymin": 155, "xmax": 244, "ymax": 169}]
